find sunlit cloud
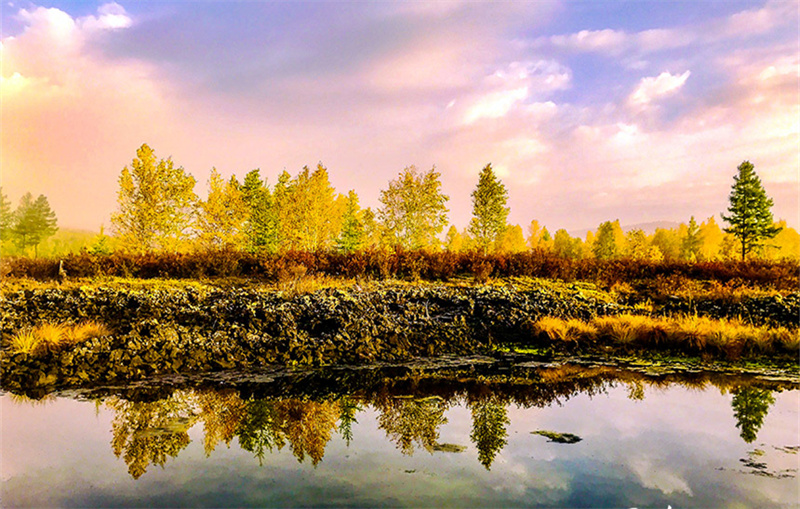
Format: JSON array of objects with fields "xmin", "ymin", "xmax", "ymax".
[{"xmin": 628, "ymin": 71, "xmax": 691, "ymax": 107}]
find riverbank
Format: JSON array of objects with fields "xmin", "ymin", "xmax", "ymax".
[{"xmin": 1, "ymin": 277, "xmax": 797, "ymax": 392}]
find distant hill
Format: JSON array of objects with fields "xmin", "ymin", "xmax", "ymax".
[{"xmin": 568, "ymin": 221, "xmax": 682, "ymax": 239}]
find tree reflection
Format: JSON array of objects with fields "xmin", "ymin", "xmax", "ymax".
[
  {"xmin": 337, "ymin": 396, "xmax": 361, "ymax": 446},
  {"xmin": 377, "ymin": 396, "xmax": 448, "ymax": 455},
  {"xmin": 731, "ymin": 387, "xmax": 775, "ymax": 443},
  {"xmin": 195, "ymin": 390, "xmax": 247, "ymax": 456},
  {"xmin": 236, "ymin": 398, "xmax": 284, "ymax": 465},
  {"xmin": 106, "ymin": 393, "xmax": 197, "ymax": 479},
  {"xmin": 276, "ymin": 398, "xmax": 340, "ymax": 466},
  {"xmin": 469, "ymin": 396, "xmax": 509, "ymax": 469}
]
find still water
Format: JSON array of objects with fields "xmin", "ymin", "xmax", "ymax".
[{"xmin": 2, "ymin": 365, "xmax": 798, "ymax": 508}]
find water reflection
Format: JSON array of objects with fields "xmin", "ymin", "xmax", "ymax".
[
  {"xmin": 3, "ymin": 364, "xmax": 799, "ymax": 508},
  {"xmin": 731, "ymin": 386, "xmax": 776, "ymax": 444},
  {"xmin": 5, "ymin": 365, "xmax": 789, "ymax": 480}
]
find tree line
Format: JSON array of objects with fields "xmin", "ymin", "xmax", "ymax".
[
  {"xmin": 0, "ymin": 190, "xmax": 58, "ymax": 257},
  {"xmin": 1, "ymin": 146, "xmax": 792, "ymax": 261}
]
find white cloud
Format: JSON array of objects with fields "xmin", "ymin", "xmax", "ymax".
[
  {"xmin": 547, "ymin": 28, "xmax": 628, "ymax": 54},
  {"xmin": 628, "ymin": 71, "xmax": 690, "ymax": 106},
  {"xmin": 464, "ymin": 87, "xmax": 529, "ymax": 124},
  {"xmin": 461, "ymin": 60, "xmax": 570, "ymax": 124},
  {"xmin": 80, "ymin": 2, "xmax": 132, "ymax": 31}
]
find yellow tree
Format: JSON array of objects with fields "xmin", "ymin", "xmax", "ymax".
[
  {"xmin": 195, "ymin": 168, "xmax": 249, "ymax": 250},
  {"xmin": 278, "ymin": 164, "xmax": 343, "ymax": 251},
  {"xmin": 496, "ymin": 224, "xmax": 528, "ymax": 253},
  {"xmin": 111, "ymin": 144, "xmax": 197, "ymax": 252},
  {"xmin": 468, "ymin": 163, "xmax": 509, "ymax": 253},
  {"xmin": 763, "ymin": 221, "xmax": 800, "ymax": 260},
  {"xmin": 652, "ymin": 227, "xmax": 681, "ymax": 261},
  {"xmin": 378, "ymin": 166, "xmax": 449, "ymax": 250},
  {"xmin": 698, "ymin": 216, "xmax": 725, "ymax": 260},
  {"xmin": 445, "ymin": 225, "xmax": 464, "ymax": 252}
]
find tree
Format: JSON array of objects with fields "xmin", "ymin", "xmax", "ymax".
[
  {"xmin": 624, "ymin": 229, "xmax": 651, "ymax": 260},
  {"xmin": 553, "ymin": 229, "xmax": 582, "ymax": 259},
  {"xmin": 496, "ymin": 224, "xmax": 527, "ymax": 253},
  {"xmin": 0, "ymin": 188, "xmax": 13, "ymax": 243},
  {"xmin": 335, "ymin": 190, "xmax": 365, "ymax": 253},
  {"xmin": 111, "ymin": 144, "xmax": 197, "ymax": 252},
  {"xmin": 378, "ymin": 166, "xmax": 449, "ymax": 250},
  {"xmin": 721, "ymin": 161, "xmax": 781, "ymax": 260},
  {"xmin": 195, "ymin": 169, "xmax": 249, "ymax": 251},
  {"xmin": 11, "ymin": 192, "xmax": 58, "ymax": 257},
  {"xmin": 89, "ymin": 225, "xmax": 114, "ymax": 255},
  {"xmin": 277, "ymin": 164, "xmax": 343, "ymax": 251},
  {"xmin": 444, "ymin": 225, "xmax": 464, "ymax": 252},
  {"xmin": 652, "ymin": 227, "xmax": 681, "ymax": 261},
  {"xmin": 468, "ymin": 163, "xmax": 509, "ymax": 253},
  {"xmin": 361, "ymin": 208, "xmax": 383, "ymax": 250},
  {"xmin": 681, "ymin": 216, "xmax": 702, "ymax": 260},
  {"xmin": 593, "ymin": 221, "xmax": 618, "ymax": 260},
  {"xmin": 241, "ymin": 169, "xmax": 280, "ymax": 253}
]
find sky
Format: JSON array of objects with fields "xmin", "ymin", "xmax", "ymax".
[{"xmin": 1, "ymin": 0, "xmax": 798, "ymax": 233}]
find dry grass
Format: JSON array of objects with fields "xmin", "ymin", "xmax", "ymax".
[
  {"xmin": 528, "ymin": 314, "xmax": 797, "ymax": 359},
  {"xmin": 10, "ymin": 330, "xmax": 41, "ymax": 355},
  {"xmin": 8, "ymin": 320, "xmax": 111, "ymax": 355}
]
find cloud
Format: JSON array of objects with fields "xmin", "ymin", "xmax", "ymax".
[
  {"xmin": 461, "ymin": 60, "xmax": 570, "ymax": 124},
  {"xmin": 1, "ymin": 3, "xmax": 168, "ymax": 229},
  {"xmin": 628, "ymin": 71, "xmax": 691, "ymax": 107}
]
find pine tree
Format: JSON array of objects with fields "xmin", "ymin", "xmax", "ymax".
[
  {"xmin": 335, "ymin": 190, "xmax": 365, "ymax": 253},
  {"xmin": 468, "ymin": 163, "xmax": 509, "ymax": 253},
  {"xmin": 11, "ymin": 192, "xmax": 58, "ymax": 257},
  {"xmin": 241, "ymin": 169, "xmax": 280, "ymax": 253},
  {"xmin": 721, "ymin": 161, "xmax": 781, "ymax": 260},
  {"xmin": 681, "ymin": 216, "xmax": 702, "ymax": 260}
]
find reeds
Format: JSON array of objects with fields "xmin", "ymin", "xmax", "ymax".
[
  {"xmin": 8, "ymin": 320, "xmax": 111, "ymax": 356},
  {"xmin": 529, "ymin": 314, "xmax": 799, "ymax": 358}
]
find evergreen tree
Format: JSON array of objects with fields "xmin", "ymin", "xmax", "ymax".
[
  {"xmin": 11, "ymin": 192, "xmax": 58, "ymax": 257},
  {"xmin": 721, "ymin": 160, "xmax": 781, "ymax": 260},
  {"xmin": 241, "ymin": 169, "xmax": 280, "ymax": 253},
  {"xmin": 335, "ymin": 190, "xmax": 365, "ymax": 253},
  {"xmin": 468, "ymin": 163, "xmax": 509, "ymax": 253},
  {"xmin": 378, "ymin": 166, "xmax": 449, "ymax": 250},
  {"xmin": 111, "ymin": 143, "xmax": 197, "ymax": 252},
  {"xmin": 89, "ymin": 225, "xmax": 114, "ymax": 255},
  {"xmin": 681, "ymin": 216, "xmax": 702, "ymax": 260}
]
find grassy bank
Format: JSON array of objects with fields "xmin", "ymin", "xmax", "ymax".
[{"xmin": 1, "ymin": 276, "xmax": 797, "ymax": 391}]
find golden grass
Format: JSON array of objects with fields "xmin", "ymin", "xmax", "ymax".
[
  {"xmin": 10, "ymin": 330, "xmax": 41, "ymax": 355},
  {"xmin": 528, "ymin": 314, "xmax": 797, "ymax": 358},
  {"xmin": 8, "ymin": 320, "xmax": 111, "ymax": 355}
]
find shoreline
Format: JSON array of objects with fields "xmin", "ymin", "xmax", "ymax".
[{"xmin": 2, "ymin": 277, "xmax": 797, "ymax": 393}]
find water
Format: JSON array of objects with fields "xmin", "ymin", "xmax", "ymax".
[{"xmin": 2, "ymin": 365, "xmax": 798, "ymax": 508}]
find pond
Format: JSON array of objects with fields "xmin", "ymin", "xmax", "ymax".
[{"xmin": 2, "ymin": 363, "xmax": 798, "ymax": 508}]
